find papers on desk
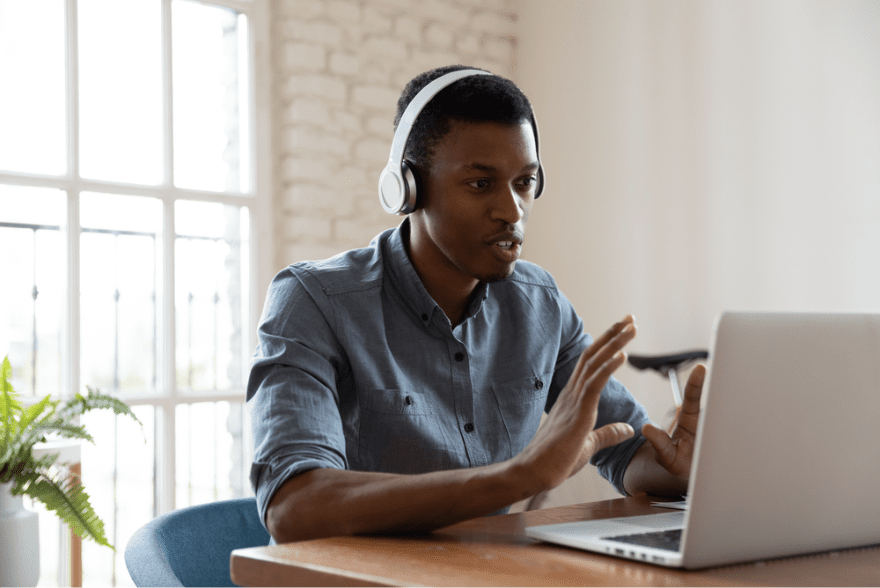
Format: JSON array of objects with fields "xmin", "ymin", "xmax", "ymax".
[{"xmin": 651, "ymin": 499, "xmax": 688, "ymax": 510}]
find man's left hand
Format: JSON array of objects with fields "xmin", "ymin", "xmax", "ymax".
[{"xmin": 641, "ymin": 364, "xmax": 705, "ymax": 480}]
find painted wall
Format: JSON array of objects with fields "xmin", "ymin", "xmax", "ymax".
[{"xmin": 516, "ymin": 0, "xmax": 880, "ymax": 504}]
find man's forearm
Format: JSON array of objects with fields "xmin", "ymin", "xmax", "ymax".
[
  {"xmin": 622, "ymin": 440, "xmax": 688, "ymax": 497},
  {"xmin": 266, "ymin": 462, "xmax": 539, "ymax": 543}
]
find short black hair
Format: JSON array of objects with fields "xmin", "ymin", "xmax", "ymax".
[{"xmin": 394, "ymin": 65, "xmax": 535, "ymax": 171}]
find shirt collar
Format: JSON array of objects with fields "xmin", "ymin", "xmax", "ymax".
[{"xmin": 384, "ymin": 218, "xmax": 490, "ymax": 330}]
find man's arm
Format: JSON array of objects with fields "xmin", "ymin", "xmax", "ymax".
[
  {"xmin": 268, "ymin": 463, "xmax": 528, "ymax": 542},
  {"xmin": 622, "ymin": 364, "xmax": 705, "ymax": 497},
  {"xmin": 266, "ymin": 316, "xmax": 638, "ymax": 543}
]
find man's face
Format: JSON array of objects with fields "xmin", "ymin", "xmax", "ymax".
[{"xmin": 411, "ymin": 119, "xmax": 539, "ymax": 285}]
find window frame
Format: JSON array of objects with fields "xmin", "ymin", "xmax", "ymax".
[{"xmin": 0, "ymin": 0, "xmax": 272, "ymax": 522}]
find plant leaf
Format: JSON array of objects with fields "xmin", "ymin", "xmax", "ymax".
[
  {"xmin": 0, "ymin": 356, "xmax": 13, "ymax": 394},
  {"xmin": 1, "ymin": 356, "xmax": 23, "ymax": 450},
  {"xmin": 19, "ymin": 395, "xmax": 55, "ymax": 432},
  {"xmin": 2, "ymin": 357, "xmax": 141, "ymax": 553},
  {"xmin": 21, "ymin": 419, "xmax": 95, "ymax": 447},
  {"xmin": 57, "ymin": 387, "xmax": 144, "ymax": 441},
  {"xmin": 14, "ymin": 469, "xmax": 113, "ymax": 549},
  {"xmin": 63, "ymin": 387, "xmax": 142, "ymax": 423}
]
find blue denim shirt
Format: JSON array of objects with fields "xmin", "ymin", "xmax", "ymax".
[{"xmin": 247, "ymin": 220, "xmax": 649, "ymax": 526}]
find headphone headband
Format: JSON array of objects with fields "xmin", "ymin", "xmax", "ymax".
[{"xmin": 379, "ymin": 69, "xmax": 545, "ymax": 215}]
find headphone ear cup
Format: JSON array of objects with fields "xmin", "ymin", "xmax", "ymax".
[
  {"xmin": 378, "ymin": 162, "xmax": 404, "ymax": 214},
  {"xmin": 535, "ymin": 162, "xmax": 545, "ymax": 198},
  {"xmin": 398, "ymin": 160, "xmax": 421, "ymax": 214},
  {"xmin": 378, "ymin": 160, "xmax": 420, "ymax": 214}
]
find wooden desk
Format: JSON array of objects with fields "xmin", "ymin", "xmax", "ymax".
[{"xmin": 230, "ymin": 496, "xmax": 880, "ymax": 587}]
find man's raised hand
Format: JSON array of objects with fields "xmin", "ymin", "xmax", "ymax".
[
  {"xmin": 641, "ymin": 363, "xmax": 705, "ymax": 480},
  {"xmin": 513, "ymin": 315, "xmax": 638, "ymax": 493}
]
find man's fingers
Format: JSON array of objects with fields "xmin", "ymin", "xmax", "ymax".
[
  {"xmin": 573, "ymin": 350, "xmax": 628, "ymax": 412},
  {"xmin": 570, "ymin": 322, "xmax": 637, "ymax": 392},
  {"xmin": 642, "ymin": 422, "xmax": 676, "ymax": 470},
  {"xmin": 582, "ymin": 315, "xmax": 635, "ymax": 363},
  {"xmin": 681, "ymin": 364, "xmax": 705, "ymax": 417},
  {"xmin": 567, "ymin": 316, "xmax": 633, "ymax": 386},
  {"xmin": 587, "ymin": 422, "xmax": 635, "ymax": 455},
  {"xmin": 672, "ymin": 364, "xmax": 705, "ymax": 438},
  {"xmin": 593, "ymin": 323, "xmax": 637, "ymax": 369}
]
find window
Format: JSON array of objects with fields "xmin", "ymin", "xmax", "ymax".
[{"xmin": 0, "ymin": 0, "xmax": 269, "ymax": 585}]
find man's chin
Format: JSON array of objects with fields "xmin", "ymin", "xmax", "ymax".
[{"xmin": 479, "ymin": 261, "xmax": 517, "ymax": 283}]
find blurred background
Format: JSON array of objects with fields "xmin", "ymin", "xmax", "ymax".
[
  {"xmin": 1, "ymin": 0, "xmax": 877, "ymax": 584},
  {"xmin": 517, "ymin": 0, "xmax": 880, "ymax": 505}
]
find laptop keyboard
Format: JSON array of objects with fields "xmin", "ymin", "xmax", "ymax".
[{"xmin": 603, "ymin": 528, "xmax": 683, "ymax": 552}]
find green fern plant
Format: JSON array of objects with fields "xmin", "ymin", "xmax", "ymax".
[{"xmin": 0, "ymin": 355, "xmax": 143, "ymax": 550}]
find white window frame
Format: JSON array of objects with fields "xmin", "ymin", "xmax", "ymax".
[{"xmin": 0, "ymin": 0, "xmax": 272, "ymax": 581}]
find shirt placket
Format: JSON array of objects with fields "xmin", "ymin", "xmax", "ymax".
[{"xmin": 446, "ymin": 335, "xmax": 488, "ymax": 467}]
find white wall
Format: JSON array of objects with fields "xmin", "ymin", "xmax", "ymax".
[
  {"xmin": 270, "ymin": 0, "xmax": 518, "ymax": 271},
  {"xmin": 516, "ymin": 0, "xmax": 880, "ymax": 504}
]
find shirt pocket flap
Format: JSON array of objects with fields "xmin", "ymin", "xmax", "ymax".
[{"xmin": 491, "ymin": 373, "xmax": 552, "ymax": 407}]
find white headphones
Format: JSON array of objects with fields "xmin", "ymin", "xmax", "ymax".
[{"xmin": 378, "ymin": 69, "xmax": 545, "ymax": 215}]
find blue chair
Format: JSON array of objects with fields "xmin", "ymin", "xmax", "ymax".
[{"xmin": 125, "ymin": 497, "xmax": 271, "ymax": 587}]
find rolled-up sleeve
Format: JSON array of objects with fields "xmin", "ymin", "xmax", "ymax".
[
  {"xmin": 246, "ymin": 267, "xmax": 348, "ymax": 527},
  {"xmin": 587, "ymin": 375, "xmax": 649, "ymax": 495}
]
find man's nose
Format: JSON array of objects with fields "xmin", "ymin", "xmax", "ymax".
[{"xmin": 492, "ymin": 184, "xmax": 525, "ymax": 224}]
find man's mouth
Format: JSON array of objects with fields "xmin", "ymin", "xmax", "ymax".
[
  {"xmin": 487, "ymin": 230, "xmax": 524, "ymax": 249},
  {"xmin": 486, "ymin": 232, "xmax": 524, "ymax": 264}
]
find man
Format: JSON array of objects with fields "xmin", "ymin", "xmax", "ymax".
[{"xmin": 247, "ymin": 65, "xmax": 705, "ymax": 544}]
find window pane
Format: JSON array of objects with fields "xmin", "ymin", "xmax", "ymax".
[
  {"xmin": 80, "ymin": 193, "xmax": 162, "ymax": 397},
  {"xmin": 173, "ymin": 1, "xmax": 250, "ymax": 193},
  {"xmin": 0, "ymin": 0, "xmax": 67, "ymax": 176},
  {"xmin": 0, "ymin": 186, "xmax": 66, "ymax": 397},
  {"xmin": 81, "ymin": 405, "xmax": 155, "ymax": 587},
  {"xmin": 175, "ymin": 201, "xmax": 249, "ymax": 393},
  {"xmin": 175, "ymin": 401, "xmax": 251, "ymax": 508},
  {"xmin": 78, "ymin": 0, "xmax": 163, "ymax": 185}
]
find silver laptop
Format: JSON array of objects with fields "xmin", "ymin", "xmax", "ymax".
[{"xmin": 525, "ymin": 311, "xmax": 880, "ymax": 569}]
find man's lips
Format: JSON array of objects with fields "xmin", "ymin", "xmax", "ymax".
[
  {"xmin": 486, "ymin": 231, "xmax": 524, "ymax": 249},
  {"xmin": 486, "ymin": 231, "xmax": 524, "ymax": 262}
]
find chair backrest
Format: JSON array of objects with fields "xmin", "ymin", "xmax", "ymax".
[{"xmin": 124, "ymin": 497, "xmax": 270, "ymax": 587}]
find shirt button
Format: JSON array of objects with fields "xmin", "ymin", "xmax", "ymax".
[
  {"xmin": 535, "ymin": 379, "xmax": 544, "ymax": 390},
  {"xmin": 464, "ymin": 423, "xmax": 475, "ymax": 433},
  {"xmin": 454, "ymin": 352, "xmax": 464, "ymax": 362},
  {"xmin": 421, "ymin": 313, "xmax": 428, "ymax": 322}
]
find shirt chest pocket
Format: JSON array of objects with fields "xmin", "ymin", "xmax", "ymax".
[
  {"xmin": 357, "ymin": 389, "xmax": 456, "ymax": 474},
  {"xmin": 491, "ymin": 373, "xmax": 553, "ymax": 458}
]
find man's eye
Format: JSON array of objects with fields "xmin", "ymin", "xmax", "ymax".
[
  {"xmin": 469, "ymin": 179, "xmax": 490, "ymax": 189},
  {"xmin": 519, "ymin": 176, "xmax": 537, "ymax": 188}
]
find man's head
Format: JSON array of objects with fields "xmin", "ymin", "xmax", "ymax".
[
  {"xmin": 398, "ymin": 66, "xmax": 543, "ymax": 297},
  {"xmin": 394, "ymin": 65, "xmax": 538, "ymax": 177}
]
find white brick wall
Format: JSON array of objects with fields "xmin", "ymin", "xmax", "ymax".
[{"xmin": 271, "ymin": 0, "xmax": 519, "ymax": 269}]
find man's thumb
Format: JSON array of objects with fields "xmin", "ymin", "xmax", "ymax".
[{"xmin": 588, "ymin": 422, "xmax": 635, "ymax": 453}]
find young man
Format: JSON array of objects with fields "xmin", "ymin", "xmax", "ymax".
[{"xmin": 247, "ymin": 65, "xmax": 705, "ymax": 544}]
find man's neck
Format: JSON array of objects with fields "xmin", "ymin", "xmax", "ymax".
[
  {"xmin": 403, "ymin": 225, "xmax": 478, "ymax": 327},
  {"xmin": 425, "ymin": 276, "xmax": 479, "ymax": 328}
]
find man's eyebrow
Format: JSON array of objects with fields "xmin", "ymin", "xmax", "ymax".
[{"xmin": 462, "ymin": 161, "xmax": 540, "ymax": 173}]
